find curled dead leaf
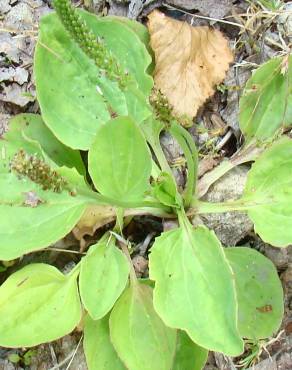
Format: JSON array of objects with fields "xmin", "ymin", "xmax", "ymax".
[
  {"xmin": 73, "ymin": 205, "xmax": 168, "ymax": 250},
  {"xmin": 72, "ymin": 205, "xmax": 116, "ymax": 241},
  {"xmin": 148, "ymin": 10, "xmax": 233, "ymax": 119}
]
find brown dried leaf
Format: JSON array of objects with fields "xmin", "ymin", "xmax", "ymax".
[
  {"xmin": 148, "ymin": 10, "xmax": 233, "ymax": 118},
  {"xmin": 73, "ymin": 205, "xmax": 161, "ymax": 250},
  {"xmin": 72, "ymin": 205, "xmax": 116, "ymax": 241}
]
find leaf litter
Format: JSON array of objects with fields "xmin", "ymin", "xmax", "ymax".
[{"xmin": 148, "ymin": 9, "xmax": 234, "ymax": 119}]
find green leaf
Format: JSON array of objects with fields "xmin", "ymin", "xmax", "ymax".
[
  {"xmin": 243, "ymin": 137, "xmax": 292, "ymax": 247},
  {"xmin": 141, "ymin": 118, "xmax": 173, "ymax": 176},
  {"xmin": 173, "ymin": 331, "xmax": 208, "ymax": 370},
  {"xmin": 0, "ymin": 115, "xmax": 102, "ymax": 259},
  {"xmin": 0, "ymin": 172, "xmax": 87, "ymax": 260},
  {"xmin": 0, "ymin": 263, "xmax": 81, "ymax": 347},
  {"xmin": 82, "ymin": 12, "xmax": 153, "ymax": 96},
  {"xmin": 257, "ymin": 0, "xmax": 282, "ymax": 10},
  {"xmin": 84, "ymin": 314, "xmax": 126, "ymax": 370},
  {"xmin": 239, "ymin": 55, "xmax": 292, "ymax": 144},
  {"xmin": 35, "ymin": 11, "xmax": 152, "ymax": 150},
  {"xmin": 88, "ymin": 116, "xmax": 152, "ymax": 202},
  {"xmin": 153, "ymin": 172, "xmax": 182, "ymax": 208},
  {"xmin": 23, "ymin": 350, "xmax": 37, "ymax": 366},
  {"xmin": 149, "ymin": 218, "xmax": 243, "ymax": 356},
  {"xmin": 8, "ymin": 354, "xmax": 20, "ymax": 364},
  {"xmin": 2, "ymin": 114, "xmax": 85, "ymax": 174},
  {"xmin": 19, "ymin": 114, "xmax": 85, "ymax": 173},
  {"xmin": 108, "ymin": 16, "xmax": 154, "ymax": 75},
  {"xmin": 109, "ymin": 283, "xmax": 177, "ymax": 370},
  {"xmin": 225, "ymin": 247, "xmax": 284, "ymax": 340},
  {"xmin": 79, "ymin": 236, "xmax": 129, "ymax": 320}
]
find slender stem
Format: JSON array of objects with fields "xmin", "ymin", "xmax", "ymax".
[
  {"xmin": 177, "ymin": 207, "xmax": 188, "ymax": 226},
  {"xmin": 170, "ymin": 125, "xmax": 195, "ymax": 208},
  {"xmin": 114, "ymin": 207, "xmax": 124, "ymax": 234},
  {"xmin": 194, "ymin": 199, "xmax": 253, "ymax": 214},
  {"xmin": 141, "ymin": 119, "xmax": 173, "ymax": 176},
  {"xmin": 47, "ymin": 248, "xmax": 86, "ymax": 255},
  {"xmin": 74, "ymin": 205, "xmax": 176, "ymax": 238},
  {"xmin": 172, "ymin": 123, "xmax": 199, "ymax": 194},
  {"xmin": 197, "ymin": 142, "xmax": 263, "ymax": 198},
  {"xmin": 197, "ymin": 160, "xmax": 235, "ymax": 198},
  {"xmin": 84, "ymin": 190, "xmax": 170, "ymax": 211},
  {"xmin": 149, "ymin": 136, "xmax": 173, "ymax": 176},
  {"xmin": 151, "ymin": 159, "xmax": 161, "ymax": 179},
  {"xmin": 111, "ymin": 231, "xmax": 137, "ymax": 284},
  {"xmin": 124, "ymin": 206, "xmax": 174, "ymax": 219}
]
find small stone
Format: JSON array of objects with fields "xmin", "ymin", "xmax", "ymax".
[
  {"xmin": 0, "ymin": 33, "xmax": 21, "ymax": 63},
  {"xmin": 282, "ymin": 266, "xmax": 292, "ymax": 289},
  {"xmin": 0, "ymin": 0, "xmax": 11, "ymax": 14},
  {"xmin": 262, "ymin": 245, "xmax": 291, "ymax": 270},
  {"xmin": 277, "ymin": 3, "xmax": 292, "ymax": 40},
  {"xmin": 4, "ymin": 3, "xmax": 34, "ymax": 31},
  {"xmin": 13, "ymin": 67, "xmax": 29, "ymax": 85},
  {"xmin": 58, "ymin": 335, "xmax": 87, "ymax": 370},
  {"xmin": 200, "ymin": 166, "xmax": 253, "ymax": 246},
  {"xmin": 0, "ymin": 360, "xmax": 16, "ymax": 370},
  {"xmin": 132, "ymin": 255, "xmax": 148, "ymax": 277},
  {"xmin": 0, "ymin": 67, "xmax": 29, "ymax": 85},
  {"xmin": 165, "ymin": 0, "xmax": 232, "ymax": 19},
  {"xmin": 0, "ymin": 83, "xmax": 35, "ymax": 107},
  {"xmin": 0, "ymin": 68, "xmax": 14, "ymax": 83}
]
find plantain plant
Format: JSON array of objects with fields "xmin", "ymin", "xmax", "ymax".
[{"xmin": 0, "ymin": 0, "xmax": 291, "ymax": 369}]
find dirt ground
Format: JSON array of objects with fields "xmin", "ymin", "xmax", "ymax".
[{"xmin": 0, "ymin": 0, "xmax": 291, "ymax": 369}]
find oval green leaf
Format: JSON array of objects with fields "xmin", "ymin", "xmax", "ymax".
[
  {"xmin": 173, "ymin": 331, "xmax": 208, "ymax": 370},
  {"xmin": 243, "ymin": 137, "xmax": 292, "ymax": 247},
  {"xmin": 79, "ymin": 237, "xmax": 129, "ymax": 320},
  {"xmin": 6, "ymin": 114, "xmax": 86, "ymax": 174},
  {"xmin": 0, "ymin": 117, "xmax": 98, "ymax": 259},
  {"xmin": 153, "ymin": 172, "xmax": 182, "ymax": 208},
  {"xmin": 149, "ymin": 220, "xmax": 243, "ymax": 356},
  {"xmin": 0, "ymin": 264, "xmax": 81, "ymax": 347},
  {"xmin": 88, "ymin": 116, "xmax": 152, "ymax": 202},
  {"xmin": 239, "ymin": 55, "xmax": 292, "ymax": 144},
  {"xmin": 35, "ymin": 11, "xmax": 152, "ymax": 150},
  {"xmin": 108, "ymin": 16, "xmax": 154, "ymax": 74},
  {"xmin": 0, "ymin": 172, "xmax": 87, "ymax": 260},
  {"xmin": 82, "ymin": 12, "xmax": 153, "ymax": 96},
  {"xmin": 109, "ymin": 283, "xmax": 177, "ymax": 370},
  {"xmin": 225, "ymin": 247, "xmax": 284, "ymax": 340},
  {"xmin": 84, "ymin": 314, "xmax": 126, "ymax": 370}
]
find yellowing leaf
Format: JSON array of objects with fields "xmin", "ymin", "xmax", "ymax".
[
  {"xmin": 148, "ymin": 10, "xmax": 233, "ymax": 118},
  {"xmin": 149, "ymin": 222, "xmax": 243, "ymax": 355},
  {"xmin": 110, "ymin": 283, "xmax": 177, "ymax": 370},
  {"xmin": 0, "ymin": 264, "xmax": 81, "ymax": 347}
]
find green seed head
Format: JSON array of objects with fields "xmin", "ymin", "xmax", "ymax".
[
  {"xmin": 10, "ymin": 150, "xmax": 68, "ymax": 193},
  {"xmin": 53, "ymin": 0, "xmax": 129, "ymax": 88},
  {"xmin": 150, "ymin": 89, "xmax": 192, "ymax": 127}
]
